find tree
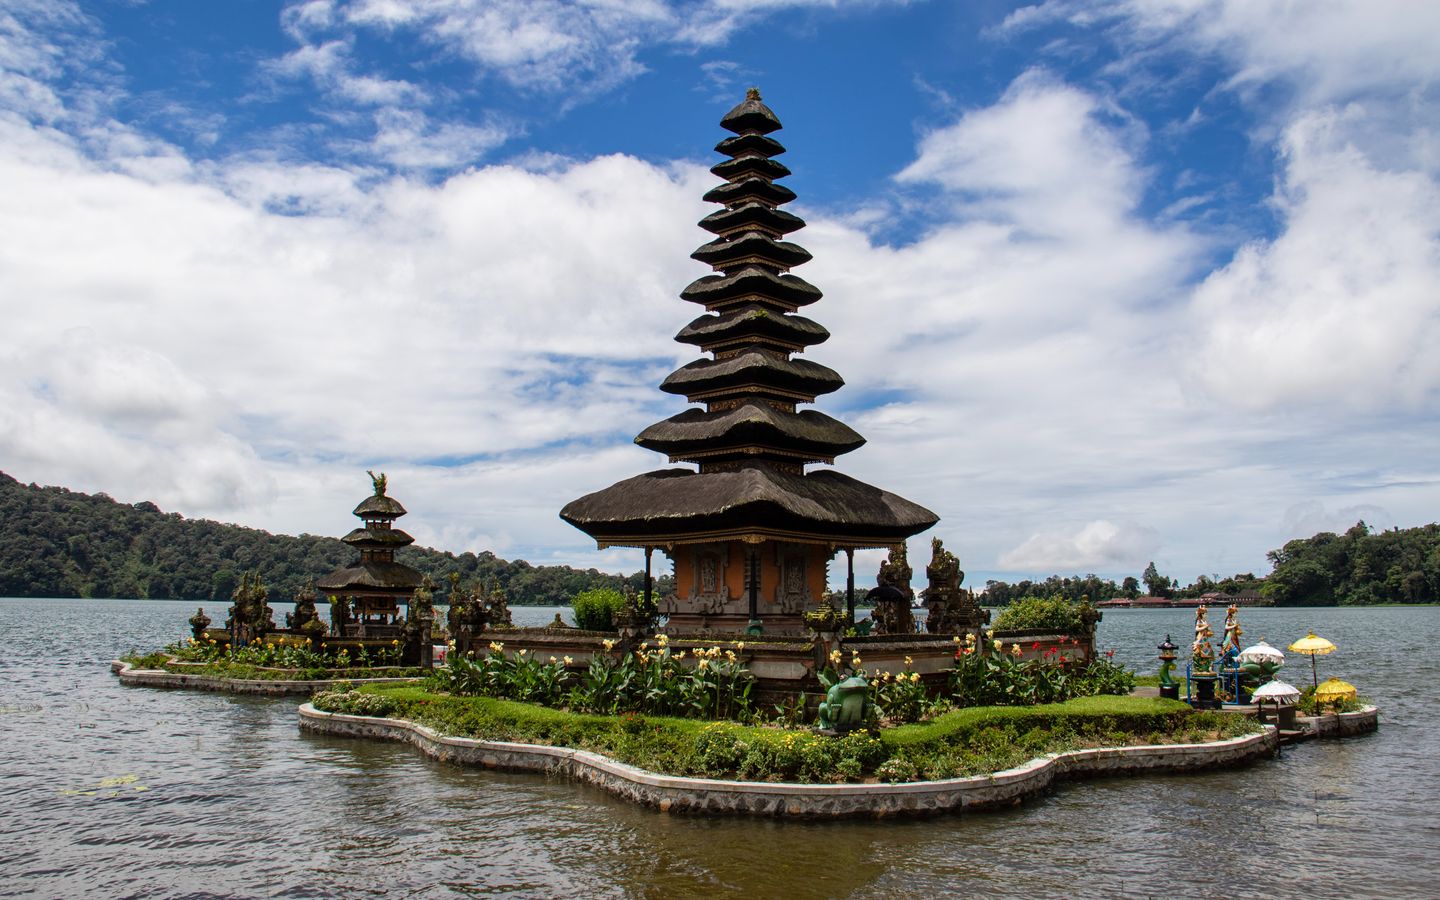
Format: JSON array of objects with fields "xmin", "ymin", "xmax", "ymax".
[
  {"xmin": 1141, "ymin": 561, "xmax": 1172, "ymax": 598},
  {"xmin": 1121, "ymin": 576, "xmax": 1139, "ymax": 598}
]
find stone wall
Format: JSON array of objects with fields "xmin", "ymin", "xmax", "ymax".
[
  {"xmin": 298, "ymin": 703, "xmax": 1278, "ymax": 819},
  {"xmin": 111, "ymin": 659, "xmax": 421, "ymax": 696}
]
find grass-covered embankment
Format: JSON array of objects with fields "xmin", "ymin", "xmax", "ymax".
[
  {"xmin": 121, "ymin": 651, "xmax": 425, "ymax": 682},
  {"xmin": 311, "ymin": 685, "xmax": 1261, "ymax": 784}
]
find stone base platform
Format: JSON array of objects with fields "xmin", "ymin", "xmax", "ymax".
[
  {"xmin": 297, "ymin": 703, "xmax": 1278, "ymax": 819},
  {"xmin": 111, "ymin": 659, "xmax": 422, "ymax": 696}
]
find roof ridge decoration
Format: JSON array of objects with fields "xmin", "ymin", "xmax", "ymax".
[{"xmin": 561, "ymin": 91, "xmax": 937, "ymax": 549}]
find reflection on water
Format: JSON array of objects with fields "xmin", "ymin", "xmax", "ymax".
[{"xmin": 2, "ymin": 598, "xmax": 1437, "ymax": 898}]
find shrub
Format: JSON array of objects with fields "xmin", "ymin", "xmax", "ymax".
[
  {"xmin": 571, "ymin": 588, "xmax": 626, "ymax": 631},
  {"xmin": 992, "ymin": 595, "xmax": 1087, "ymax": 633}
]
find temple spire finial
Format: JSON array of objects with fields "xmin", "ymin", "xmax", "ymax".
[
  {"xmin": 746, "ymin": 86, "xmax": 761, "ymax": 101},
  {"xmin": 367, "ymin": 470, "xmax": 387, "ymax": 496}
]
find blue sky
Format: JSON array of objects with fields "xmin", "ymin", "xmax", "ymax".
[{"xmin": 3, "ymin": 0, "xmax": 1439, "ymax": 590}]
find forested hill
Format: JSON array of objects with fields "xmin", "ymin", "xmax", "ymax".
[
  {"xmin": 1263, "ymin": 521, "xmax": 1440, "ymax": 605},
  {"xmin": 0, "ymin": 472, "xmax": 654, "ymax": 605}
]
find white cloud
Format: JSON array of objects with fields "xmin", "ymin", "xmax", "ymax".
[
  {"xmin": 1187, "ymin": 107, "xmax": 1440, "ymax": 412},
  {"xmin": 1281, "ymin": 501, "xmax": 1392, "ymax": 543},
  {"xmin": 999, "ymin": 520, "xmax": 1161, "ymax": 571}
]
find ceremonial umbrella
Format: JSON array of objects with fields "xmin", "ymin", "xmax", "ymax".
[
  {"xmin": 1238, "ymin": 641, "xmax": 1285, "ymax": 666},
  {"xmin": 1251, "ymin": 679, "xmax": 1301, "ymax": 705},
  {"xmin": 1287, "ymin": 632, "xmax": 1336, "ymax": 691},
  {"xmin": 1314, "ymin": 677, "xmax": 1357, "ymax": 711}
]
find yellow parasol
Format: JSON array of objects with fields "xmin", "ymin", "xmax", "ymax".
[
  {"xmin": 1288, "ymin": 632, "xmax": 1336, "ymax": 690},
  {"xmin": 1314, "ymin": 677, "xmax": 1357, "ymax": 711}
]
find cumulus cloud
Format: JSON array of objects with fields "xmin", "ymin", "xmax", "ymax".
[
  {"xmin": 1187, "ymin": 109, "xmax": 1440, "ymax": 412},
  {"xmin": 998, "ymin": 520, "xmax": 1160, "ymax": 571}
]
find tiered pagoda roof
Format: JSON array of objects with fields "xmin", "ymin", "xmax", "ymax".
[
  {"xmin": 316, "ymin": 474, "xmax": 424, "ymax": 594},
  {"xmin": 561, "ymin": 89, "xmax": 937, "ymax": 548}
]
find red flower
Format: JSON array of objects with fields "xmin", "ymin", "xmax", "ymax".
[
  {"xmin": 1106, "ymin": 649, "xmax": 1116, "ymax": 659},
  {"xmin": 1031, "ymin": 641, "xmax": 1041, "ymax": 650}
]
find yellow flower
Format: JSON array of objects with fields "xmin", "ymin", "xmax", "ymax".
[
  {"xmin": 489, "ymin": 641, "xmax": 504, "ymax": 653},
  {"xmin": 698, "ymin": 658, "xmax": 709, "ymax": 670},
  {"xmin": 391, "ymin": 639, "xmax": 400, "ymax": 646},
  {"xmin": 602, "ymin": 639, "xmax": 616, "ymax": 651},
  {"xmin": 881, "ymin": 671, "xmax": 891, "ymax": 682},
  {"xmin": 904, "ymin": 656, "xmax": 913, "ymax": 667},
  {"xmin": 851, "ymin": 654, "xmax": 862, "ymax": 666},
  {"xmin": 725, "ymin": 650, "xmax": 736, "ymax": 662},
  {"xmin": 829, "ymin": 649, "xmax": 842, "ymax": 665},
  {"xmin": 517, "ymin": 648, "xmax": 528, "ymax": 657},
  {"xmin": 993, "ymin": 639, "xmax": 1003, "ymax": 652},
  {"xmin": 985, "ymin": 630, "xmax": 994, "ymax": 639},
  {"xmin": 640, "ymin": 641, "xmax": 649, "ymax": 651},
  {"xmin": 735, "ymin": 642, "xmax": 745, "ymax": 651},
  {"xmin": 965, "ymin": 632, "xmax": 976, "ymax": 645},
  {"xmin": 549, "ymin": 655, "xmax": 557, "ymax": 663},
  {"xmin": 1010, "ymin": 643, "xmax": 1022, "ymax": 656},
  {"xmin": 563, "ymin": 656, "xmax": 573, "ymax": 665},
  {"xmin": 655, "ymin": 633, "xmax": 669, "ymax": 647},
  {"xmin": 951, "ymin": 635, "xmax": 961, "ymax": 644},
  {"xmin": 673, "ymin": 651, "xmax": 685, "ymax": 660},
  {"xmin": 911, "ymin": 672, "xmax": 922, "ymax": 684}
]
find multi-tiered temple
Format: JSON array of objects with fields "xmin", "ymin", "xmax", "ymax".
[
  {"xmin": 317, "ymin": 472, "xmax": 423, "ymax": 638},
  {"xmin": 563, "ymin": 89, "xmax": 937, "ymax": 634}
]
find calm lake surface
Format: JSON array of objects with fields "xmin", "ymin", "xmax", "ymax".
[{"xmin": 2, "ymin": 598, "xmax": 1437, "ymax": 898}]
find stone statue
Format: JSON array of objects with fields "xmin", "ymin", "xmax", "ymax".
[
  {"xmin": 920, "ymin": 538, "xmax": 989, "ymax": 635},
  {"xmin": 188, "ymin": 607, "xmax": 211, "ymax": 641},
  {"xmin": 1192, "ymin": 605, "xmax": 1216, "ymax": 672},
  {"xmin": 288, "ymin": 580, "xmax": 319, "ymax": 631},
  {"xmin": 816, "ymin": 673, "xmax": 873, "ymax": 734},
  {"xmin": 226, "ymin": 571, "xmax": 273, "ymax": 646},
  {"xmin": 868, "ymin": 545, "xmax": 915, "ymax": 635},
  {"xmin": 406, "ymin": 575, "xmax": 436, "ymax": 669},
  {"xmin": 368, "ymin": 470, "xmax": 387, "ymax": 496},
  {"xmin": 484, "ymin": 578, "xmax": 512, "ymax": 627},
  {"xmin": 1221, "ymin": 604, "xmax": 1243, "ymax": 656}
]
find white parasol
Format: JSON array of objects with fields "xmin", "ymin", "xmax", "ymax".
[
  {"xmin": 1237, "ymin": 640, "xmax": 1285, "ymax": 666},
  {"xmin": 1251, "ymin": 679, "xmax": 1301, "ymax": 705}
]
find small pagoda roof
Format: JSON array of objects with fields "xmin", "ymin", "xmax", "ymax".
[
  {"xmin": 660, "ymin": 351, "xmax": 843, "ymax": 400},
  {"xmin": 710, "ymin": 156, "xmax": 791, "ymax": 182},
  {"xmin": 703, "ymin": 177, "xmax": 797, "ymax": 207},
  {"xmin": 715, "ymin": 133, "xmax": 786, "ymax": 158},
  {"xmin": 341, "ymin": 527, "xmax": 415, "ymax": 547},
  {"xmin": 315, "ymin": 561, "xmax": 424, "ymax": 592},
  {"xmin": 721, "ymin": 89, "xmax": 783, "ymax": 135},
  {"xmin": 700, "ymin": 203, "xmax": 805, "ymax": 237},
  {"xmin": 691, "ymin": 232, "xmax": 812, "ymax": 270},
  {"xmin": 354, "ymin": 494, "xmax": 406, "ymax": 517},
  {"xmin": 561, "ymin": 464, "xmax": 937, "ymax": 547},
  {"xmin": 636, "ymin": 402, "xmax": 864, "ymax": 461},
  {"xmin": 681, "ymin": 266, "xmax": 822, "ymax": 309},
  {"xmin": 675, "ymin": 309, "xmax": 829, "ymax": 350}
]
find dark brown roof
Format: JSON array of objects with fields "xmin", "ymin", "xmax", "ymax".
[
  {"xmin": 316, "ymin": 560, "xmax": 423, "ymax": 592},
  {"xmin": 702, "ymin": 177, "xmax": 796, "ymax": 207},
  {"xmin": 681, "ymin": 266, "xmax": 821, "ymax": 309},
  {"xmin": 353, "ymin": 494, "xmax": 406, "ymax": 517},
  {"xmin": 561, "ymin": 463, "xmax": 937, "ymax": 545},
  {"xmin": 715, "ymin": 133, "xmax": 785, "ymax": 158},
  {"xmin": 721, "ymin": 90, "xmax": 783, "ymax": 135},
  {"xmin": 711, "ymin": 156, "xmax": 791, "ymax": 182},
  {"xmin": 659, "ymin": 351, "xmax": 843, "ymax": 400},
  {"xmin": 699, "ymin": 203, "xmax": 805, "ymax": 237},
  {"xmin": 675, "ymin": 309, "xmax": 829, "ymax": 350},
  {"xmin": 691, "ymin": 232, "xmax": 811, "ymax": 270},
  {"xmin": 340, "ymin": 527, "xmax": 415, "ymax": 547},
  {"xmin": 635, "ymin": 402, "xmax": 864, "ymax": 461}
]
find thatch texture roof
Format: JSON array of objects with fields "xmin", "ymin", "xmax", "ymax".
[
  {"xmin": 316, "ymin": 560, "xmax": 423, "ymax": 592},
  {"xmin": 691, "ymin": 233, "xmax": 811, "ymax": 270},
  {"xmin": 675, "ymin": 309, "xmax": 828, "ymax": 349},
  {"xmin": 635, "ymin": 402, "xmax": 864, "ymax": 460},
  {"xmin": 715, "ymin": 133, "xmax": 785, "ymax": 158},
  {"xmin": 700, "ymin": 203, "xmax": 805, "ymax": 237},
  {"xmin": 702, "ymin": 177, "xmax": 796, "ymax": 207},
  {"xmin": 721, "ymin": 90, "xmax": 783, "ymax": 135},
  {"xmin": 710, "ymin": 155, "xmax": 791, "ymax": 182},
  {"xmin": 561, "ymin": 464, "xmax": 937, "ymax": 545},
  {"xmin": 660, "ymin": 351, "xmax": 842, "ymax": 399},
  {"xmin": 340, "ymin": 527, "xmax": 415, "ymax": 547},
  {"xmin": 681, "ymin": 266, "xmax": 821, "ymax": 308},
  {"xmin": 353, "ymin": 494, "xmax": 406, "ymax": 517}
]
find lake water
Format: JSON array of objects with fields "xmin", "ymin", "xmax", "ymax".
[{"xmin": 2, "ymin": 598, "xmax": 1437, "ymax": 898}]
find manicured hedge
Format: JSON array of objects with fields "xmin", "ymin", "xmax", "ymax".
[{"xmin": 311, "ymin": 686, "xmax": 1256, "ymax": 784}]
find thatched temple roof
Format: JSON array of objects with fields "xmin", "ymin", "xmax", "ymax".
[
  {"xmin": 316, "ymin": 561, "xmax": 423, "ymax": 592},
  {"xmin": 561, "ymin": 89, "xmax": 937, "ymax": 549}
]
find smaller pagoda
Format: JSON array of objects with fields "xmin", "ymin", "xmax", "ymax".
[{"xmin": 316, "ymin": 472, "xmax": 423, "ymax": 638}]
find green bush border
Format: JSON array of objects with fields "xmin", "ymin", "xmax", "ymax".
[{"xmin": 312, "ymin": 685, "xmax": 1257, "ymax": 784}]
